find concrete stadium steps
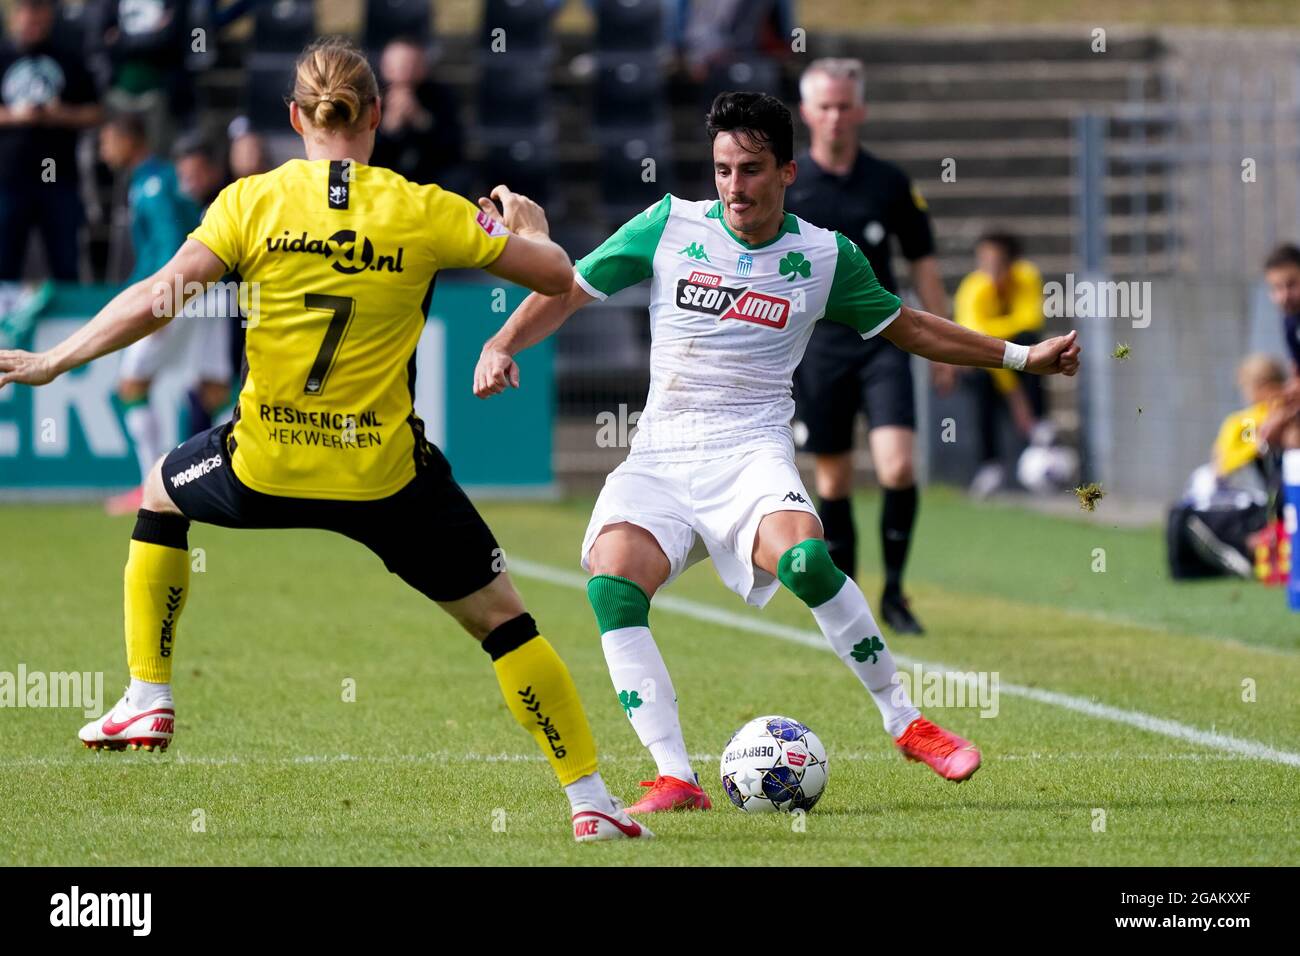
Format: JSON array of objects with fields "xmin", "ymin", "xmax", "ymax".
[
  {"xmin": 807, "ymin": 30, "xmax": 1163, "ymax": 66},
  {"xmin": 854, "ymin": 61, "xmax": 1162, "ymax": 103}
]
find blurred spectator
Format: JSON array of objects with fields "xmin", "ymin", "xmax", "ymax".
[
  {"xmin": 1168, "ymin": 356, "xmax": 1283, "ymax": 581},
  {"xmin": 173, "ymin": 130, "xmax": 236, "ymax": 434},
  {"xmin": 99, "ymin": 112, "xmax": 197, "ymax": 282},
  {"xmin": 99, "ymin": 0, "xmax": 192, "ymax": 151},
  {"xmin": 227, "ymin": 115, "xmax": 270, "ymax": 179},
  {"xmin": 205, "ymin": 0, "xmax": 265, "ymax": 29},
  {"xmin": 1213, "ymin": 355, "xmax": 1295, "ymax": 482},
  {"xmin": 99, "ymin": 111, "xmax": 230, "ymax": 514},
  {"xmin": 1264, "ymin": 243, "xmax": 1300, "ymax": 378},
  {"xmin": 952, "ymin": 231, "xmax": 1050, "ymax": 496},
  {"xmin": 369, "ymin": 36, "xmax": 467, "ymax": 195},
  {"xmin": 1259, "ymin": 243, "xmax": 1300, "ymax": 450},
  {"xmin": 0, "ymin": 0, "xmax": 102, "ymax": 281},
  {"xmin": 173, "ymin": 130, "xmax": 226, "ymax": 207},
  {"xmin": 680, "ymin": 0, "xmax": 793, "ymax": 79}
]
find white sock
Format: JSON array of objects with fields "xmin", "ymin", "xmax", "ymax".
[
  {"xmin": 128, "ymin": 678, "xmax": 172, "ymax": 708},
  {"xmin": 123, "ymin": 402, "xmax": 162, "ymax": 482},
  {"xmin": 809, "ymin": 576, "xmax": 921, "ymax": 738},
  {"xmin": 600, "ymin": 626, "xmax": 694, "ymax": 783},
  {"xmin": 564, "ymin": 771, "xmax": 616, "ymax": 814}
]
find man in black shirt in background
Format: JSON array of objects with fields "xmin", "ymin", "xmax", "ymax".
[
  {"xmin": 369, "ymin": 36, "xmax": 468, "ymax": 197},
  {"xmin": 785, "ymin": 58, "xmax": 951, "ymax": 634},
  {"xmin": 0, "ymin": 0, "xmax": 102, "ymax": 281}
]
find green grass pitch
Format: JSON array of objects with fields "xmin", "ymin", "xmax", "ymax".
[{"xmin": 1, "ymin": 488, "xmax": 1297, "ymax": 866}]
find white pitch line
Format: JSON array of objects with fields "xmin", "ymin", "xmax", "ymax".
[{"xmin": 509, "ymin": 558, "xmax": 1300, "ymax": 769}]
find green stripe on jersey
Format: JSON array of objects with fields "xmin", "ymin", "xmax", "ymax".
[
  {"xmin": 575, "ymin": 194, "xmax": 672, "ymax": 298},
  {"xmin": 823, "ymin": 232, "xmax": 904, "ymax": 336}
]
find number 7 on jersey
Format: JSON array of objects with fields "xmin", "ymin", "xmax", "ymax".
[{"xmin": 302, "ymin": 293, "xmax": 356, "ymax": 396}]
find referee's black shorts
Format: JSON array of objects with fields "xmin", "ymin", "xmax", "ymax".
[
  {"xmin": 159, "ymin": 421, "xmax": 501, "ymax": 603},
  {"xmin": 793, "ymin": 320, "xmax": 916, "ymax": 456}
]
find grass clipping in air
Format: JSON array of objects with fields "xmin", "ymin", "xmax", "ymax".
[{"xmin": 1073, "ymin": 482, "xmax": 1105, "ymax": 511}]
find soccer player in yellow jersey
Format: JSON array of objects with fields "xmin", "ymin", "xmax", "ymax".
[
  {"xmin": 0, "ymin": 37, "xmax": 648, "ymax": 843},
  {"xmin": 952, "ymin": 232, "xmax": 1050, "ymax": 496}
]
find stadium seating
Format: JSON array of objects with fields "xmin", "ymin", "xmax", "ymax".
[
  {"xmin": 703, "ymin": 57, "xmax": 784, "ymax": 103},
  {"xmin": 593, "ymin": 55, "xmax": 665, "ymax": 132},
  {"xmin": 593, "ymin": 0, "xmax": 664, "ymax": 55},
  {"xmin": 364, "ymin": 0, "xmax": 434, "ymax": 57},
  {"xmin": 250, "ymin": 0, "xmax": 315, "ymax": 56},
  {"xmin": 245, "ymin": 0, "xmax": 315, "ymax": 132},
  {"xmin": 597, "ymin": 134, "xmax": 673, "ymax": 225},
  {"xmin": 480, "ymin": 0, "xmax": 556, "ymax": 59}
]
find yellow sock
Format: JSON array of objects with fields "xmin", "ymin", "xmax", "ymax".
[
  {"xmin": 124, "ymin": 511, "xmax": 191, "ymax": 684},
  {"xmin": 486, "ymin": 616, "xmax": 598, "ymax": 786}
]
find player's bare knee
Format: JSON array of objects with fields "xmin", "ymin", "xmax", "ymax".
[
  {"xmin": 877, "ymin": 458, "xmax": 915, "ymax": 489},
  {"xmin": 754, "ymin": 509, "xmax": 824, "ymax": 573},
  {"xmin": 140, "ymin": 457, "xmax": 182, "ymax": 514},
  {"xmin": 443, "ymin": 572, "xmax": 526, "ymax": 641},
  {"xmin": 815, "ymin": 455, "xmax": 853, "ymax": 499},
  {"xmin": 588, "ymin": 524, "xmax": 668, "ymax": 596}
]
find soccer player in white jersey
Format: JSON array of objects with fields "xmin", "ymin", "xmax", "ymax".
[{"xmin": 475, "ymin": 92, "xmax": 1080, "ymax": 813}]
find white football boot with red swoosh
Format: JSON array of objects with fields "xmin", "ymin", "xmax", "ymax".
[
  {"xmin": 571, "ymin": 799, "xmax": 654, "ymax": 843},
  {"xmin": 79, "ymin": 689, "xmax": 175, "ymax": 752}
]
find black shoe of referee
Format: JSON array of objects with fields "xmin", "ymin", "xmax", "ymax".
[{"xmin": 881, "ymin": 590, "xmax": 925, "ymax": 635}]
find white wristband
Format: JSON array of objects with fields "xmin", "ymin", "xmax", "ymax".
[{"xmin": 1003, "ymin": 341, "xmax": 1030, "ymax": 371}]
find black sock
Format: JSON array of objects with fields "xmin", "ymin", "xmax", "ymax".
[
  {"xmin": 881, "ymin": 486, "xmax": 918, "ymax": 598},
  {"xmin": 817, "ymin": 496, "xmax": 856, "ymax": 579},
  {"xmin": 132, "ymin": 508, "xmax": 190, "ymax": 549}
]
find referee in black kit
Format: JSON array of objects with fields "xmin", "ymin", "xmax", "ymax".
[{"xmin": 786, "ymin": 58, "xmax": 952, "ymax": 635}]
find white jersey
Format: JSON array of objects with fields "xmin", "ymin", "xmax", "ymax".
[{"xmin": 574, "ymin": 194, "xmax": 902, "ymax": 462}]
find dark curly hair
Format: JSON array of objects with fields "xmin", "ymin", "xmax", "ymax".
[
  {"xmin": 705, "ymin": 91, "xmax": 794, "ymax": 167},
  {"xmin": 1264, "ymin": 242, "xmax": 1300, "ymax": 272},
  {"xmin": 977, "ymin": 230, "xmax": 1023, "ymax": 262}
]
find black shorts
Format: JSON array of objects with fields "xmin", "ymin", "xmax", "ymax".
[
  {"xmin": 160, "ymin": 422, "xmax": 501, "ymax": 603},
  {"xmin": 793, "ymin": 320, "xmax": 916, "ymax": 455}
]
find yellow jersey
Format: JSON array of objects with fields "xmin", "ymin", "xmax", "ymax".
[
  {"xmin": 1213, "ymin": 401, "xmax": 1269, "ymax": 477},
  {"xmin": 953, "ymin": 259, "xmax": 1045, "ymax": 394},
  {"xmin": 953, "ymin": 260, "xmax": 1045, "ymax": 340},
  {"xmin": 188, "ymin": 159, "xmax": 509, "ymax": 500}
]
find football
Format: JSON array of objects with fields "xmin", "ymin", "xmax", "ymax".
[
  {"xmin": 1017, "ymin": 443, "xmax": 1080, "ymax": 494},
  {"xmin": 719, "ymin": 715, "xmax": 829, "ymax": 813}
]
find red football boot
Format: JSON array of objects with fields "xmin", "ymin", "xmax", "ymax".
[
  {"xmin": 894, "ymin": 717, "xmax": 981, "ymax": 782},
  {"xmin": 626, "ymin": 774, "xmax": 713, "ymax": 814}
]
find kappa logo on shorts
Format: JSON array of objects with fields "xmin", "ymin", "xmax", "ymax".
[
  {"xmin": 782, "ymin": 491, "xmax": 808, "ymax": 504},
  {"xmin": 169, "ymin": 454, "xmax": 223, "ymax": 489},
  {"xmin": 676, "ymin": 272, "xmax": 792, "ymax": 330}
]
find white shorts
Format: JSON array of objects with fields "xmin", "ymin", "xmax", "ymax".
[
  {"xmin": 118, "ymin": 290, "xmax": 233, "ymax": 384},
  {"xmin": 580, "ymin": 446, "xmax": 821, "ymax": 607}
]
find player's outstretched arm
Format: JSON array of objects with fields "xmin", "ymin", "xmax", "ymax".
[
  {"xmin": 882, "ymin": 305, "xmax": 1081, "ymax": 376},
  {"xmin": 474, "ymin": 281, "xmax": 596, "ymax": 398},
  {"xmin": 478, "ymin": 185, "xmax": 573, "ymax": 296},
  {"xmin": 0, "ymin": 239, "xmax": 227, "ymax": 391}
]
